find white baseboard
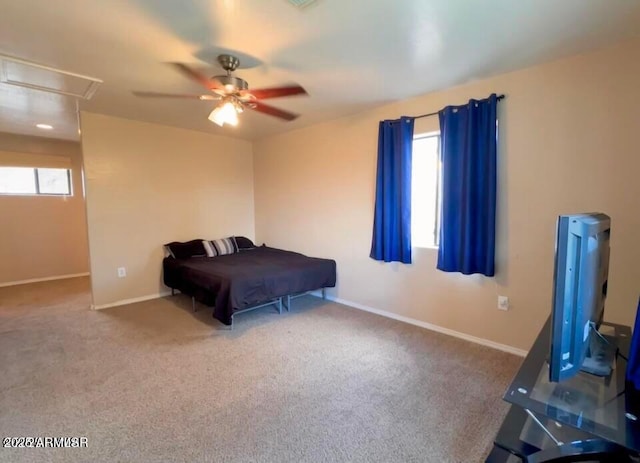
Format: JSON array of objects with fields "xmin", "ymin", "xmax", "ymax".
[
  {"xmin": 0, "ymin": 272, "xmax": 90, "ymax": 288},
  {"xmin": 92, "ymin": 291, "xmax": 173, "ymax": 310},
  {"xmin": 310, "ymin": 291, "xmax": 527, "ymax": 357}
]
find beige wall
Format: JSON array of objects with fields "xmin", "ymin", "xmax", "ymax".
[
  {"xmin": 81, "ymin": 113, "xmax": 255, "ymax": 307},
  {"xmin": 253, "ymin": 38, "xmax": 640, "ymax": 351},
  {"xmin": 0, "ymin": 132, "xmax": 89, "ymax": 285}
]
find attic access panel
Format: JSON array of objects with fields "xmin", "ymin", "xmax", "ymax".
[{"xmin": 0, "ymin": 55, "xmax": 102, "ymax": 100}]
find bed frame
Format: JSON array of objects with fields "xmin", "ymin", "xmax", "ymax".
[{"xmin": 170, "ymin": 286, "xmax": 328, "ymax": 329}]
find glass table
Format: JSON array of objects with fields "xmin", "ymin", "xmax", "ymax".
[{"xmin": 486, "ymin": 317, "xmax": 640, "ymax": 462}]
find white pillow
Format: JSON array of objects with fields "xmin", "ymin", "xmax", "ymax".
[{"xmin": 202, "ymin": 240, "xmax": 215, "ymax": 257}]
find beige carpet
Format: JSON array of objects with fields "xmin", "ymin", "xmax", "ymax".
[{"xmin": 0, "ymin": 277, "xmax": 521, "ymax": 463}]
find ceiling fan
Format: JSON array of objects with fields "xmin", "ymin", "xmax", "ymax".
[{"xmin": 133, "ymin": 54, "xmax": 307, "ymax": 127}]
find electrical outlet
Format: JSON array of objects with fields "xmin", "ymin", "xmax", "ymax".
[
  {"xmin": 117, "ymin": 267, "xmax": 126, "ymax": 278},
  {"xmin": 498, "ymin": 296, "xmax": 509, "ymax": 311}
]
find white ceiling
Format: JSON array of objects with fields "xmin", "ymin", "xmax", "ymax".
[{"xmin": 1, "ymin": 0, "xmax": 639, "ymax": 141}]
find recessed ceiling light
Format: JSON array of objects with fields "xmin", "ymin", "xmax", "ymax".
[{"xmin": 36, "ymin": 124, "xmax": 53, "ymax": 130}]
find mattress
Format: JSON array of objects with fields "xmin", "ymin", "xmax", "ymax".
[{"xmin": 163, "ymin": 246, "xmax": 336, "ymax": 325}]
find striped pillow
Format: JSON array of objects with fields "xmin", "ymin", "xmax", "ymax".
[{"xmin": 209, "ymin": 237, "xmax": 238, "ymax": 257}]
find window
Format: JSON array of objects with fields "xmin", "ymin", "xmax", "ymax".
[
  {"xmin": 411, "ymin": 133, "xmax": 441, "ymax": 248},
  {"xmin": 36, "ymin": 168, "xmax": 72, "ymax": 194},
  {"xmin": 0, "ymin": 167, "xmax": 72, "ymax": 196}
]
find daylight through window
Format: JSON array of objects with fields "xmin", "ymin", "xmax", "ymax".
[{"xmin": 411, "ymin": 133, "xmax": 441, "ymax": 248}]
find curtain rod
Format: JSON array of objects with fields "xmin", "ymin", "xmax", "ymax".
[{"xmin": 412, "ymin": 94, "xmax": 505, "ymax": 119}]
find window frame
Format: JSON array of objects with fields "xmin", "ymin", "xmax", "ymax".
[
  {"xmin": 412, "ymin": 131, "xmax": 442, "ymax": 249},
  {"xmin": 0, "ymin": 167, "xmax": 73, "ymax": 197}
]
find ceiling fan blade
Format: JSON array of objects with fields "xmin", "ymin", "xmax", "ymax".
[
  {"xmin": 170, "ymin": 63, "xmax": 222, "ymax": 91},
  {"xmin": 133, "ymin": 91, "xmax": 218, "ymax": 100},
  {"xmin": 249, "ymin": 85, "xmax": 308, "ymax": 100},
  {"xmin": 249, "ymin": 101, "xmax": 299, "ymax": 121}
]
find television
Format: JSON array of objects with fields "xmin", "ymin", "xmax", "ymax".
[{"xmin": 548, "ymin": 213, "xmax": 613, "ymax": 383}]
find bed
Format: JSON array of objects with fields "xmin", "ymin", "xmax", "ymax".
[{"xmin": 163, "ymin": 245, "xmax": 336, "ymax": 326}]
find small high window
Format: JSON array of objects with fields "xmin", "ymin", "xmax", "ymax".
[{"xmin": 0, "ymin": 167, "xmax": 72, "ymax": 196}]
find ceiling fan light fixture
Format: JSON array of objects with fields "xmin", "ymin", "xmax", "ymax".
[
  {"xmin": 208, "ymin": 99, "xmax": 239, "ymax": 127},
  {"xmin": 287, "ymin": 0, "xmax": 318, "ymax": 8},
  {"xmin": 136, "ymin": 57, "xmax": 307, "ymax": 125}
]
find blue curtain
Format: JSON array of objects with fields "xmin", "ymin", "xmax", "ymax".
[
  {"xmin": 626, "ymin": 298, "xmax": 640, "ymax": 390},
  {"xmin": 370, "ymin": 117, "xmax": 415, "ymax": 264},
  {"xmin": 437, "ymin": 94, "xmax": 498, "ymax": 276}
]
